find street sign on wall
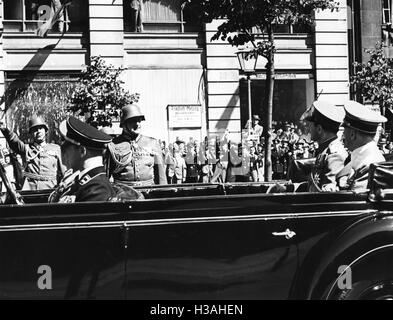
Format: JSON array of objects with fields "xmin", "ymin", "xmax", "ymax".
[{"xmin": 167, "ymin": 104, "xmax": 202, "ymax": 128}]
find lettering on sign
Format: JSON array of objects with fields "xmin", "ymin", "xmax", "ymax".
[
  {"xmin": 168, "ymin": 105, "xmax": 202, "ymax": 129},
  {"xmin": 255, "ymin": 73, "xmax": 312, "ymax": 80}
]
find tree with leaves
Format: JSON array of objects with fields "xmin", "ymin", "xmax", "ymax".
[
  {"xmin": 184, "ymin": 0, "xmax": 338, "ymax": 181},
  {"xmin": 70, "ymin": 56, "xmax": 139, "ymax": 128},
  {"xmin": 351, "ymin": 43, "xmax": 393, "ymax": 116}
]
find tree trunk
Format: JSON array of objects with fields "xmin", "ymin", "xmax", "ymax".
[{"xmin": 264, "ymin": 26, "xmax": 274, "ymax": 181}]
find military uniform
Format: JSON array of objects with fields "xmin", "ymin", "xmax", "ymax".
[
  {"xmin": 339, "ymin": 101, "xmax": 387, "ymax": 192},
  {"xmin": 105, "ymin": 103, "xmax": 166, "ymax": 186},
  {"xmin": 50, "ymin": 166, "xmax": 115, "ymax": 203},
  {"xmin": 1, "ymin": 123, "xmax": 64, "ymax": 191},
  {"xmin": 308, "ymin": 136, "xmax": 348, "ymax": 192},
  {"xmin": 49, "ymin": 116, "xmax": 115, "ymax": 203},
  {"xmin": 107, "ymin": 132, "xmax": 166, "ymax": 186},
  {"xmin": 341, "ymin": 142, "xmax": 385, "ymax": 191},
  {"xmin": 301, "ymin": 100, "xmax": 347, "ymax": 192}
]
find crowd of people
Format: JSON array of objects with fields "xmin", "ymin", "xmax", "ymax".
[
  {"xmin": 1, "ymin": 101, "xmax": 393, "ymax": 201},
  {"xmin": 156, "ymin": 116, "xmax": 393, "ymax": 184},
  {"xmin": 2, "ymin": 118, "xmax": 393, "ymax": 191},
  {"xmin": 157, "ymin": 120, "xmax": 321, "ymax": 184}
]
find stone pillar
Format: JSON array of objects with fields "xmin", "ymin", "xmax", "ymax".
[
  {"xmin": 205, "ymin": 19, "xmax": 241, "ymax": 141},
  {"xmin": 360, "ymin": 0, "xmax": 382, "ymax": 62},
  {"xmin": 0, "ymin": 0, "xmax": 5, "ymax": 147},
  {"xmin": 314, "ymin": 0, "xmax": 350, "ymax": 107},
  {"xmin": 88, "ymin": 0, "xmax": 124, "ymax": 68}
]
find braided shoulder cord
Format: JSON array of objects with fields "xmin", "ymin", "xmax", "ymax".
[{"xmin": 107, "ymin": 143, "xmax": 134, "ymax": 175}]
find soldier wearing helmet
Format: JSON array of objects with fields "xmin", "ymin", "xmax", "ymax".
[
  {"xmin": 105, "ymin": 104, "xmax": 166, "ymax": 186},
  {"xmin": 0, "ymin": 115, "xmax": 65, "ymax": 190}
]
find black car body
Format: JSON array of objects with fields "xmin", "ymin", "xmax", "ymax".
[{"xmin": 1, "ymin": 170, "xmax": 393, "ymax": 300}]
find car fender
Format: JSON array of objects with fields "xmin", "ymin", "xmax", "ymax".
[{"xmin": 290, "ymin": 211, "xmax": 393, "ymax": 299}]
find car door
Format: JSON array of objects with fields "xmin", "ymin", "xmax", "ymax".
[
  {"xmin": 0, "ymin": 201, "xmax": 127, "ymax": 299},
  {"xmin": 122, "ymin": 190, "xmax": 370, "ymax": 299}
]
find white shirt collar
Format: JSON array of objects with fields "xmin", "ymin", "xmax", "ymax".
[{"xmin": 78, "ymin": 156, "xmax": 103, "ymax": 179}]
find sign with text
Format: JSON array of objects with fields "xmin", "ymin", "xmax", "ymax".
[
  {"xmin": 168, "ymin": 105, "xmax": 202, "ymax": 128},
  {"xmin": 255, "ymin": 73, "xmax": 313, "ymax": 80}
]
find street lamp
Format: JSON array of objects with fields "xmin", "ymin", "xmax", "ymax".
[{"xmin": 236, "ymin": 49, "xmax": 259, "ymax": 136}]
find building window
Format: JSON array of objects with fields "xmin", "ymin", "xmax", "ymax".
[
  {"xmin": 383, "ymin": 0, "xmax": 392, "ymax": 24},
  {"xmin": 251, "ymin": 23, "xmax": 311, "ymax": 35},
  {"xmin": 383, "ymin": 0, "xmax": 393, "ymax": 47},
  {"xmin": 3, "ymin": 0, "xmax": 88, "ymax": 33},
  {"xmin": 123, "ymin": 0, "xmax": 202, "ymax": 33},
  {"xmin": 239, "ymin": 78, "xmax": 315, "ymax": 129}
]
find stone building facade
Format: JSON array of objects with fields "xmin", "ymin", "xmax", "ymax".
[{"xmin": 0, "ymin": 0, "xmax": 364, "ymax": 146}]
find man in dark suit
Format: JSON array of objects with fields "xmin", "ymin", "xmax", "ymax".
[{"xmin": 49, "ymin": 116, "xmax": 115, "ymax": 203}]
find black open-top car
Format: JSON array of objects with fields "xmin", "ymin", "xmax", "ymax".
[{"xmin": 1, "ymin": 161, "xmax": 393, "ymax": 300}]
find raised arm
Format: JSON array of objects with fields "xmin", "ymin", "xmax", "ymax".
[{"xmin": 0, "ymin": 122, "xmax": 26, "ymax": 156}]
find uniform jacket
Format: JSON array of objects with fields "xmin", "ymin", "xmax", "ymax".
[
  {"xmin": 106, "ymin": 132, "xmax": 167, "ymax": 186},
  {"xmin": 1, "ymin": 128, "xmax": 65, "ymax": 190},
  {"xmin": 167, "ymin": 155, "xmax": 187, "ymax": 180},
  {"xmin": 340, "ymin": 141, "xmax": 386, "ymax": 192},
  {"xmin": 50, "ymin": 166, "xmax": 115, "ymax": 203},
  {"xmin": 308, "ymin": 136, "xmax": 348, "ymax": 192}
]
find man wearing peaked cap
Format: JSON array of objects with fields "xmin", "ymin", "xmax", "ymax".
[
  {"xmin": 0, "ymin": 115, "xmax": 65, "ymax": 190},
  {"xmin": 49, "ymin": 116, "xmax": 116, "ymax": 203},
  {"xmin": 105, "ymin": 104, "xmax": 166, "ymax": 186},
  {"xmin": 300, "ymin": 100, "xmax": 348, "ymax": 192},
  {"xmin": 340, "ymin": 101, "xmax": 387, "ymax": 191}
]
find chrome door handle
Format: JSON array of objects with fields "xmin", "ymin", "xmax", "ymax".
[{"xmin": 272, "ymin": 228, "xmax": 296, "ymax": 240}]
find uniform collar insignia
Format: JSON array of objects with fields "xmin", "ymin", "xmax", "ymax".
[
  {"xmin": 79, "ymin": 174, "xmax": 91, "ymax": 186},
  {"xmin": 78, "ymin": 166, "xmax": 106, "ymax": 185}
]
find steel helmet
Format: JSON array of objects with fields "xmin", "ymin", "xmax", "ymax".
[
  {"xmin": 120, "ymin": 104, "xmax": 145, "ymax": 127},
  {"xmin": 28, "ymin": 116, "xmax": 49, "ymax": 133}
]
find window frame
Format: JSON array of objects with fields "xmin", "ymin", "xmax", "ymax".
[
  {"xmin": 124, "ymin": 0, "xmax": 201, "ymax": 33},
  {"xmin": 383, "ymin": 0, "xmax": 392, "ymax": 25},
  {"xmin": 3, "ymin": 0, "xmax": 71, "ymax": 33}
]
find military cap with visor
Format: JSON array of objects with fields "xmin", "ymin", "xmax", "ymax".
[
  {"xmin": 29, "ymin": 115, "xmax": 49, "ymax": 133},
  {"xmin": 301, "ymin": 100, "xmax": 345, "ymax": 131},
  {"xmin": 343, "ymin": 101, "xmax": 387, "ymax": 134},
  {"xmin": 120, "ymin": 104, "xmax": 145, "ymax": 127},
  {"xmin": 59, "ymin": 116, "xmax": 112, "ymax": 150}
]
